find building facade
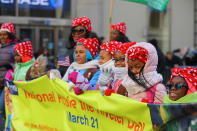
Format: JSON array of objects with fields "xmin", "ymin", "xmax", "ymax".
[
  {"xmin": 73, "ymin": 0, "xmax": 195, "ymax": 53},
  {"xmin": 0, "ymin": 0, "xmax": 195, "ymax": 55},
  {"xmin": 0, "ymin": 0, "xmax": 71, "ymax": 57}
]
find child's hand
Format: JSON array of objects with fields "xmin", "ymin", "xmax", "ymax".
[
  {"xmin": 68, "ymin": 81, "xmax": 75, "ymax": 91},
  {"xmin": 104, "ymin": 89, "xmax": 115, "ymax": 96},
  {"xmin": 47, "ymin": 69, "xmax": 61, "ymax": 80},
  {"xmin": 74, "ymin": 87, "xmax": 84, "ymax": 95},
  {"xmin": 99, "ymin": 86, "xmax": 108, "ymax": 95},
  {"xmin": 68, "ymin": 72, "xmax": 78, "ymax": 84},
  {"xmin": 68, "ymin": 72, "xmax": 92, "ymax": 91}
]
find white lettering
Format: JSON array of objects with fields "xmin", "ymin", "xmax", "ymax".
[
  {"xmin": 1, "ymin": 0, "xmax": 13, "ymax": 4},
  {"xmin": 40, "ymin": 0, "xmax": 49, "ymax": 6},
  {"xmin": 31, "ymin": 0, "xmax": 39, "ymax": 5},
  {"xmin": 19, "ymin": 0, "xmax": 30, "ymax": 4},
  {"xmin": 1, "ymin": 0, "xmax": 50, "ymax": 6}
]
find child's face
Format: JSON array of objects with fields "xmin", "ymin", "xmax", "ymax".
[
  {"xmin": 110, "ymin": 29, "xmax": 119, "ymax": 41},
  {"xmin": 128, "ymin": 59, "xmax": 145, "ymax": 75},
  {"xmin": 75, "ymin": 45, "xmax": 86, "ymax": 64},
  {"xmin": 0, "ymin": 31, "xmax": 9, "ymax": 43},
  {"xmin": 113, "ymin": 51, "xmax": 125, "ymax": 67},
  {"xmin": 99, "ymin": 50, "xmax": 112, "ymax": 65},
  {"xmin": 14, "ymin": 51, "xmax": 22, "ymax": 63},
  {"xmin": 168, "ymin": 76, "xmax": 188, "ymax": 101}
]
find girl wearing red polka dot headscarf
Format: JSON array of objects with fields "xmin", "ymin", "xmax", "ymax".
[
  {"xmin": 164, "ymin": 67, "xmax": 197, "ymax": 103},
  {"xmin": 98, "ymin": 42, "xmax": 136, "ymax": 96},
  {"xmin": 116, "ymin": 42, "xmax": 167, "ymax": 103},
  {"xmin": 97, "ymin": 41, "xmax": 122, "ymax": 94},
  {"xmin": 110, "ymin": 22, "xmax": 130, "ymax": 43},
  {"xmin": 13, "ymin": 41, "xmax": 35, "ymax": 81},
  {"xmin": 62, "ymin": 38, "xmax": 100, "ymax": 95},
  {"xmin": 58, "ymin": 17, "xmax": 100, "ymax": 75}
]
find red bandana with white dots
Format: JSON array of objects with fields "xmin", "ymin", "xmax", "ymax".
[
  {"xmin": 127, "ymin": 46, "xmax": 148, "ymax": 63},
  {"xmin": 116, "ymin": 42, "xmax": 136, "ymax": 54},
  {"xmin": 100, "ymin": 41, "xmax": 122, "ymax": 55},
  {"xmin": 14, "ymin": 41, "xmax": 33, "ymax": 58},
  {"xmin": 0, "ymin": 22, "xmax": 15, "ymax": 34},
  {"xmin": 171, "ymin": 67, "xmax": 197, "ymax": 94},
  {"xmin": 77, "ymin": 38, "xmax": 99, "ymax": 58},
  {"xmin": 72, "ymin": 17, "xmax": 92, "ymax": 32},
  {"xmin": 111, "ymin": 22, "xmax": 126, "ymax": 35}
]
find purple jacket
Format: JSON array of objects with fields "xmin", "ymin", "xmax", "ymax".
[{"xmin": 0, "ymin": 42, "xmax": 16, "ymax": 87}]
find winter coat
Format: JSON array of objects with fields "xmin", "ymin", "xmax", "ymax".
[
  {"xmin": 118, "ymin": 42, "xmax": 167, "ymax": 103},
  {"xmin": 13, "ymin": 58, "xmax": 35, "ymax": 81},
  {"xmin": 0, "ymin": 42, "xmax": 16, "ymax": 87},
  {"xmin": 62, "ymin": 60, "xmax": 100, "ymax": 89}
]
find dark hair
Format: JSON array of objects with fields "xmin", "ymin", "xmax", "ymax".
[
  {"xmin": 115, "ymin": 32, "xmax": 130, "ymax": 43},
  {"xmin": 8, "ymin": 33, "xmax": 16, "ymax": 40},
  {"xmin": 128, "ymin": 66, "xmax": 152, "ymax": 89},
  {"xmin": 66, "ymin": 27, "xmax": 101, "ymax": 49},
  {"xmin": 148, "ymin": 39, "xmax": 158, "ymax": 48}
]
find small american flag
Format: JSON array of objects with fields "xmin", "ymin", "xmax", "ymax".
[{"xmin": 57, "ymin": 56, "xmax": 70, "ymax": 66}]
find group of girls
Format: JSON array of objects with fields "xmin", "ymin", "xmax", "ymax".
[
  {"xmin": 60, "ymin": 16, "xmax": 197, "ymax": 104},
  {"xmin": 0, "ymin": 16, "xmax": 197, "ymax": 131},
  {"xmin": 0, "ymin": 17, "xmax": 197, "ymax": 105}
]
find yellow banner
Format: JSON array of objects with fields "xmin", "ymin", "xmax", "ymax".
[{"xmin": 5, "ymin": 76, "xmax": 154, "ymax": 131}]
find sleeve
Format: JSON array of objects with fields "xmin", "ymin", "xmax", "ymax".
[
  {"xmin": 89, "ymin": 71, "xmax": 101, "ymax": 90},
  {"xmin": 62, "ymin": 64, "xmax": 73, "ymax": 82},
  {"xmin": 154, "ymin": 83, "xmax": 167, "ymax": 103}
]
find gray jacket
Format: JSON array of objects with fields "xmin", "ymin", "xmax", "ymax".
[{"xmin": 0, "ymin": 42, "xmax": 15, "ymax": 87}]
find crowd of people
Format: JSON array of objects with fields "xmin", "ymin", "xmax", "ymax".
[{"xmin": 0, "ymin": 17, "xmax": 197, "ymax": 130}]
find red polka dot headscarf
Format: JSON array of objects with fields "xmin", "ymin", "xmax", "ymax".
[
  {"xmin": 14, "ymin": 41, "xmax": 33, "ymax": 63},
  {"xmin": 77, "ymin": 38, "xmax": 99, "ymax": 58},
  {"xmin": 72, "ymin": 17, "xmax": 92, "ymax": 32},
  {"xmin": 116, "ymin": 42, "xmax": 136, "ymax": 54},
  {"xmin": 100, "ymin": 41, "xmax": 122, "ymax": 55},
  {"xmin": 0, "ymin": 22, "xmax": 16, "ymax": 34},
  {"xmin": 111, "ymin": 22, "xmax": 126, "ymax": 35},
  {"xmin": 171, "ymin": 67, "xmax": 197, "ymax": 94},
  {"xmin": 127, "ymin": 46, "xmax": 148, "ymax": 63}
]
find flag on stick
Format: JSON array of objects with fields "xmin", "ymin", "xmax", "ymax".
[{"xmin": 122, "ymin": 0, "xmax": 168, "ymax": 11}]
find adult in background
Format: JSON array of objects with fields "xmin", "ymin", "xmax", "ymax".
[
  {"xmin": 58, "ymin": 17, "xmax": 100, "ymax": 76},
  {"xmin": 0, "ymin": 22, "xmax": 20, "ymax": 130},
  {"xmin": 110, "ymin": 22, "xmax": 130, "ymax": 43}
]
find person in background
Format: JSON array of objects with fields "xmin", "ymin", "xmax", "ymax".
[
  {"xmin": 34, "ymin": 48, "xmax": 48, "ymax": 59},
  {"xmin": 110, "ymin": 22, "xmax": 130, "ymax": 43},
  {"xmin": 26, "ymin": 47, "xmax": 61, "ymax": 80},
  {"xmin": 98, "ymin": 41, "xmax": 122, "ymax": 94},
  {"xmin": 58, "ymin": 17, "xmax": 100, "ymax": 77},
  {"xmin": 0, "ymin": 22, "xmax": 20, "ymax": 129},
  {"xmin": 165, "ymin": 51, "xmax": 183, "ymax": 69},
  {"xmin": 62, "ymin": 38, "xmax": 100, "ymax": 95},
  {"xmin": 165, "ymin": 51, "xmax": 183, "ymax": 83},
  {"xmin": 117, "ymin": 42, "xmax": 166, "ymax": 103},
  {"xmin": 184, "ymin": 48, "xmax": 197, "ymax": 66}
]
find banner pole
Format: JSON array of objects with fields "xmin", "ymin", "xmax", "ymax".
[{"xmin": 107, "ymin": 0, "xmax": 115, "ymax": 41}]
